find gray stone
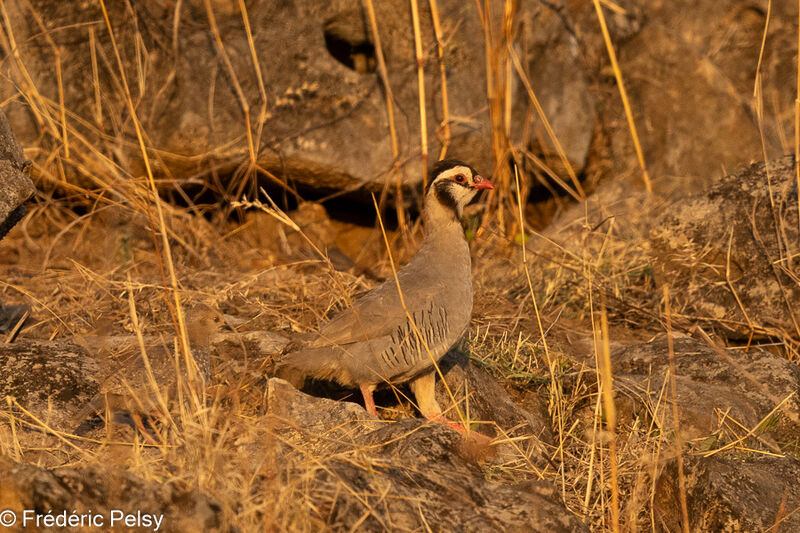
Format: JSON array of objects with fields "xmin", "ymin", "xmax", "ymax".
[
  {"xmin": 650, "ymin": 157, "xmax": 800, "ymax": 341},
  {"xmin": 266, "ymin": 377, "xmax": 383, "ymax": 441},
  {"xmin": 516, "ymin": 0, "xmax": 596, "ymax": 177},
  {"xmin": 0, "ymin": 455, "xmax": 227, "ymax": 533},
  {"xmin": 610, "ymin": 336, "xmax": 800, "ymax": 443},
  {"xmin": 263, "ymin": 377, "xmax": 586, "ymax": 532},
  {"xmin": 0, "ymin": 109, "xmax": 34, "ymax": 241},
  {"xmin": 655, "ymin": 455, "xmax": 800, "ymax": 532}
]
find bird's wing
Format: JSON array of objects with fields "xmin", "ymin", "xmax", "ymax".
[{"xmin": 310, "ymin": 274, "xmax": 440, "ymax": 347}]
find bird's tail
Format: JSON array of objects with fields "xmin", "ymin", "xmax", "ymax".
[
  {"xmin": 274, "ymin": 347, "xmax": 341, "ymax": 388},
  {"xmin": 273, "ymin": 359, "xmax": 307, "ymax": 389}
]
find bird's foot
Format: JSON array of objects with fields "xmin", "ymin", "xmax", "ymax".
[
  {"xmin": 131, "ymin": 412, "xmax": 163, "ymax": 446},
  {"xmin": 130, "ymin": 411, "xmax": 161, "ymax": 446},
  {"xmin": 424, "ymin": 412, "xmax": 493, "ymax": 444}
]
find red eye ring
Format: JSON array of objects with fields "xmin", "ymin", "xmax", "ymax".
[{"xmin": 453, "ymin": 174, "xmax": 466, "ymax": 183}]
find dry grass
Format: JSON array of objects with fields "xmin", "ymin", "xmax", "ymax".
[{"xmin": 0, "ymin": 0, "xmax": 799, "ymax": 531}]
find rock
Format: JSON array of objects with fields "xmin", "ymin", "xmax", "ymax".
[
  {"xmin": 211, "ymin": 330, "xmax": 290, "ymax": 362},
  {"xmin": 650, "ymin": 157, "xmax": 800, "ymax": 341},
  {"xmin": 1, "ymin": 1, "xmax": 593, "ymax": 208},
  {"xmin": 0, "ymin": 339, "xmax": 100, "ymax": 430},
  {"xmin": 266, "ymin": 377, "xmax": 383, "ymax": 443},
  {"xmin": 516, "ymin": 0, "xmax": 596, "ymax": 178},
  {"xmin": 0, "ymin": 304, "xmax": 29, "ymax": 334},
  {"xmin": 435, "ymin": 349, "xmax": 554, "ymax": 445},
  {"xmin": 263, "ymin": 378, "xmax": 586, "ymax": 532},
  {"xmin": 655, "ymin": 455, "xmax": 800, "ymax": 532},
  {"xmin": 0, "ymin": 317, "xmax": 281, "ymax": 437},
  {"xmin": 0, "ymin": 109, "xmax": 34, "ymax": 241},
  {"xmin": 610, "ymin": 336, "xmax": 800, "ymax": 443},
  {"xmin": 0, "ymin": 455, "xmax": 227, "ymax": 533},
  {"xmin": 0, "ymin": 0, "xmax": 501, "ymax": 203},
  {"xmin": 570, "ymin": 0, "xmax": 791, "ymax": 193}
]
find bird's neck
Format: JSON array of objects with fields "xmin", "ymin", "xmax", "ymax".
[
  {"xmin": 422, "ymin": 191, "xmax": 462, "ymax": 229},
  {"xmin": 421, "ymin": 194, "xmax": 467, "ymax": 252}
]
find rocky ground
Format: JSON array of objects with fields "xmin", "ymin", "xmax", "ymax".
[{"xmin": 1, "ymin": 0, "xmax": 799, "ymax": 532}]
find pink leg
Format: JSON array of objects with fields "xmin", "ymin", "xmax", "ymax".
[
  {"xmin": 360, "ymin": 384, "xmax": 378, "ymax": 416},
  {"xmin": 410, "ymin": 372, "xmax": 491, "ymax": 442},
  {"xmin": 131, "ymin": 413, "xmax": 160, "ymax": 446}
]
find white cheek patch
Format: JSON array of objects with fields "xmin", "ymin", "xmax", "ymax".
[{"xmin": 451, "ymin": 185, "xmax": 477, "ymax": 206}]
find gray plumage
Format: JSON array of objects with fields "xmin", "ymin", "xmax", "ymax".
[{"xmin": 275, "ymin": 160, "xmax": 493, "ymax": 425}]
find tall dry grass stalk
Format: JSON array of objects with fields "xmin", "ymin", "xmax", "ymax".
[
  {"xmin": 203, "ymin": 0, "xmax": 257, "ymax": 202},
  {"xmin": 0, "ymin": 1, "xmax": 60, "ymax": 142},
  {"xmin": 236, "ymin": 0, "xmax": 268, "ymax": 161},
  {"xmin": 510, "ymin": 48, "xmax": 585, "ymax": 200},
  {"xmin": 98, "ymin": 0, "xmax": 204, "ymax": 414},
  {"xmin": 513, "ymin": 164, "xmax": 566, "ymax": 499},
  {"xmin": 365, "ymin": 0, "xmax": 399, "ymax": 160},
  {"xmin": 475, "ymin": 0, "xmax": 516, "ymax": 230},
  {"xmin": 21, "ymin": 3, "xmax": 69, "ymax": 159},
  {"xmin": 796, "ymin": 0, "xmax": 800, "ymax": 240},
  {"xmin": 592, "ymin": 0, "xmax": 651, "ymax": 193},
  {"xmin": 410, "ymin": 0, "xmax": 429, "ymax": 188},
  {"xmin": 88, "ymin": 27, "xmax": 103, "ymax": 127},
  {"xmin": 597, "ymin": 311, "xmax": 619, "ymax": 533},
  {"xmin": 754, "ymin": 0, "xmax": 772, "ymax": 98},
  {"xmin": 664, "ymin": 286, "xmax": 690, "ymax": 533},
  {"xmin": 365, "ymin": 0, "xmax": 408, "ymax": 238},
  {"xmin": 428, "ymin": 0, "xmax": 452, "ymax": 159}
]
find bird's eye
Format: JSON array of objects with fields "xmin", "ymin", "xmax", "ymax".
[{"xmin": 453, "ymin": 174, "xmax": 466, "ymax": 183}]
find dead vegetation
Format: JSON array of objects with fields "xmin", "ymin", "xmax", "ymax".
[{"xmin": 1, "ymin": 0, "xmax": 800, "ymax": 531}]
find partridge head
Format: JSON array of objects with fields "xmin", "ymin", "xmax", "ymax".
[{"xmin": 424, "ymin": 159, "xmax": 494, "ymax": 222}]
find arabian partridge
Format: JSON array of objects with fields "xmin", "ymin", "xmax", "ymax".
[{"xmin": 275, "ymin": 159, "xmax": 493, "ymax": 433}]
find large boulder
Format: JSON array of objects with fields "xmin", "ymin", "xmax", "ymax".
[
  {"xmin": 570, "ymin": 0, "xmax": 793, "ymax": 194},
  {"xmin": 0, "ymin": 110, "xmax": 34, "ymax": 240},
  {"xmin": 0, "ymin": 1, "xmax": 487, "ymax": 202},
  {"xmin": 263, "ymin": 377, "xmax": 586, "ymax": 532},
  {"xmin": 650, "ymin": 157, "xmax": 800, "ymax": 341},
  {"xmin": 1, "ymin": 1, "xmax": 597, "ymax": 205},
  {"xmin": 655, "ymin": 455, "xmax": 800, "ymax": 532},
  {"xmin": 0, "ymin": 456, "xmax": 227, "ymax": 533},
  {"xmin": 610, "ymin": 336, "xmax": 800, "ymax": 444}
]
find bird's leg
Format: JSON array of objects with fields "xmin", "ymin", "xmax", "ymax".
[
  {"xmin": 131, "ymin": 413, "xmax": 160, "ymax": 446},
  {"xmin": 360, "ymin": 384, "xmax": 378, "ymax": 416},
  {"xmin": 410, "ymin": 371, "xmax": 469, "ymax": 434}
]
